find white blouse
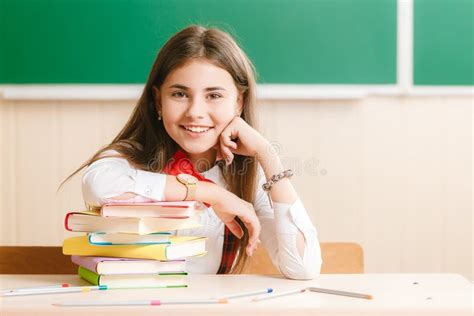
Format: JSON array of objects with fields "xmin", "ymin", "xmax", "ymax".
[{"xmin": 82, "ymin": 152, "xmax": 322, "ymax": 280}]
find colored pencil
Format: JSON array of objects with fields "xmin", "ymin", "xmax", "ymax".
[
  {"xmin": 219, "ymin": 288, "xmax": 273, "ymax": 299},
  {"xmin": 252, "ymin": 288, "xmax": 306, "ymax": 301},
  {"xmin": 1, "ymin": 283, "xmax": 71, "ymax": 293},
  {"xmin": 1, "ymin": 285, "xmax": 107, "ymax": 297},
  {"xmin": 54, "ymin": 298, "xmax": 228, "ymax": 307},
  {"xmin": 307, "ymin": 287, "xmax": 373, "ymax": 300}
]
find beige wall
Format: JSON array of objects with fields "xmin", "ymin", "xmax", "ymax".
[{"xmin": 0, "ymin": 95, "xmax": 472, "ymax": 280}]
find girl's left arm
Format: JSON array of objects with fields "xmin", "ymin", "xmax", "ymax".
[
  {"xmin": 217, "ymin": 117, "xmax": 322, "ymax": 279},
  {"xmin": 254, "ymin": 167, "xmax": 322, "ymax": 280},
  {"xmin": 255, "ymin": 146, "xmax": 304, "ymax": 252}
]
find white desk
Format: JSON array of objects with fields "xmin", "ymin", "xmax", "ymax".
[{"xmin": 0, "ymin": 274, "xmax": 472, "ymax": 315}]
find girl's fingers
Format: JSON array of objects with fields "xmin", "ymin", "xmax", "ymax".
[
  {"xmin": 246, "ymin": 215, "xmax": 261, "ymax": 244},
  {"xmin": 240, "ymin": 214, "xmax": 261, "ymax": 256},
  {"xmin": 245, "ymin": 228, "xmax": 258, "ymax": 256},
  {"xmin": 220, "ymin": 143, "xmax": 234, "ymax": 165},
  {"xmin": 221, "ymin": 135, "xmax": 238, "ymax": 150},
  {"xmin": 220, "ymin": 128, "xmax": 235, "ymax": 141},
  {"xmin": 220, "ymin": 126, "xmax": 239, "ymax": 148},
  {"xmin": 247, "ymin": 244, "xmax": 257, "ymax": 257}
]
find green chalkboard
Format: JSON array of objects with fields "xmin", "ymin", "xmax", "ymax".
[
  {"xmin": 414, "ymin": 0, "xmax": 474, "ymax": 85},
  {"xmin": 0, "ymin": 0, "xmax": 397, "ymax": 84}
]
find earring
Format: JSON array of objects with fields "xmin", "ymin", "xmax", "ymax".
[{"xmin": 158, "ymin": 110, "xmax": 162, "ymax": 121}]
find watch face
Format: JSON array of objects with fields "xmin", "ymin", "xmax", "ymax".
[{"xmin": 177, "ymin": 173, "xmax": 198, "ymax": 185}]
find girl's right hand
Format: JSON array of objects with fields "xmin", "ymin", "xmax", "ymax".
[{"xmin": 211, "ymin": 189, "xmax": 261, "ymax": 256}]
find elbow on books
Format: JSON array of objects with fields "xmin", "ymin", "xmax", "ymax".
[
  {"xmin": 81, "ymin": 186, "xmax": 106, "ymax": 207},
  {"xmin": 280, "ymin": 260, "xmax": 322, "ymax": 281},
  {"xmin": 81, "ymin": 177, "xmax": 123, "ymax": 207}
]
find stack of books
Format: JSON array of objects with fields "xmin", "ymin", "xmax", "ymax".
[{"xmin": 62, "ymin": 201, "xmax": 207, "ymax": 288}]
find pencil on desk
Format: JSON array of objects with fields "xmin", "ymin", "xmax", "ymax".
[
  {"xmin": 307, "ymin": 287, "xmax": 373, "ymax": 300},
  {"xmin": 1, "ymin": 283, "xmax": 71, "ymax": 293},
  {"xmin": 0, "ymin": 283, "xmax": 71, "ymax": 294},
  {"xmin": 54, "ymin": 298, "xmax": 229, "ymax": 307},
  {"xmin": 252, "ymin": 288, "xmax": 306, "ymax": 301},
  {"xmin": 219, "ymin": 288, "xmax": 273, "ymax": 299},
  {"xmin": 1, "ymin": 285, "xmax": 107, "ymax": 297}
]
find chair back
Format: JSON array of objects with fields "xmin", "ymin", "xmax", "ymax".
[
  {"xmin": 243, "ymin": 242, "xmax": 364, "ymax": 274},
  {"xmin": 0, "ymin": 242, "xmax": 364, "ymax": 274},
  {"xmin": 0, "ymin": 246, "xmax": 77, "ymax": 274}
]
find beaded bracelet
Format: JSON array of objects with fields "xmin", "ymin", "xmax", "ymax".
[{"xmin": 262, "ymin": 169, "xmax": 294, "ymax": 191}]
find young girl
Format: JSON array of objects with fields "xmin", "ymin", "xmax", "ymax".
[{"xmin": 67, "ymin": 25, "xmax": 321, "ymax": 280}]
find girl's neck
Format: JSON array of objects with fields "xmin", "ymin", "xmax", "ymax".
[{"xmin": 186, "ymin": 150, "xmax": 217, "ymax": 173}]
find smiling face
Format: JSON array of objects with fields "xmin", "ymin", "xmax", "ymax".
[{"xmin": 154, "ymin": 58, "xmax": 242, "ymax": 166}]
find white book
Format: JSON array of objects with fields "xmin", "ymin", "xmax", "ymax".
[{"xmin": 65, "ymin": 211, "xmax": 202, "ymax": 235}]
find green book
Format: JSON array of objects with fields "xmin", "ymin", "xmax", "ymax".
[{"xmin": 78, "ymin": 266, "xmax": 188, "ymax": 288}]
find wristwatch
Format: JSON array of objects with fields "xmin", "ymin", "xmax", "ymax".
[{"xmin": 176, "ymin": 173, "xmax": 198, "ymax": 201}]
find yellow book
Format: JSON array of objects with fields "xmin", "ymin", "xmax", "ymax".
[{"xmin": 63, "ymin": 236, "xmax": 207, "ymax": 260}]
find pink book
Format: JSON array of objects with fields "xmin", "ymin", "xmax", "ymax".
[
  {"xmin": 71, "ymin": 256, "xmax": 186, "ymax": 275},
  {"xmin": 100, "ymin": 201, "xmax": 207, "ymax": 218}
]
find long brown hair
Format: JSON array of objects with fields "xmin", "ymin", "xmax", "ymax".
[{"xmin": 61, "ymin": 25, "xmax": 259, "ymax": 273}]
